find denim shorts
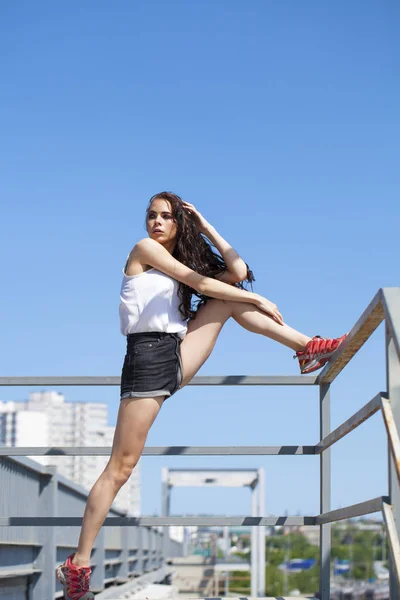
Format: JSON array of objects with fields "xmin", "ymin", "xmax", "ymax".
[{"xmin": 120, "ymin": 332, "xmax": 183, "ymax": 401}]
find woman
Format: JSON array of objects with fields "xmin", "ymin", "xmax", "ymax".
[{"xmin": 56, "ymin": 192, "xmax": 346, "ymax": 599}]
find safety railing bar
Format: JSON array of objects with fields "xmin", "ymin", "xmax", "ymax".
[
  {"xmin": 381, "ymin": 395, "xmax": 400, "ymax": 488},
  {"xmin": 103, "ymin": 558, "xmax": 122, "ymax": 566},
  {"xmin": 315, "ymin": 392, "xmax": 383, "ymax": 454},
  {"xmin": 317, "ymin": 288, "xmax": 385, "ymax": 384},
  {"xmin": 2, "ymin": 497, "xmax": 390, "ymax": 526},
  {"xmin": 0, "ymin": 445, "xmax": 316, "ymax": 457},
  {"xmin": 0, "ymin": 515, "xmax": 316, "ymax": 527},
  {"xmin": 0, "ymin": 375, "xmax": 317, "ymax": 387},
  {"xmin": 316, "ymin": 496, "xmax": 387, "ymax": 525},
  {"xmin": 382, "ymin": 499, "xmax": 400, "ymax": 589},
  {"xmin": 382, "ymin": 288, "xmax": 400, "ymax": 362},
  {"xmin": 0, "ymin": 565, "xmax": 42, "ymax": 578}
]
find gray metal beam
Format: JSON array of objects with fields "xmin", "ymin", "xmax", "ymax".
[
  {"xmin": 0, "ymin": 445, "xmax": 316, "ymax": 456},
  {"xmin": 31, "ymin": 466, "xmax": 57, "ymax": 600},
  {"xmin": 382, "ymin": 499, "xmax": 400, "ymax": 591},
  {"xmin": 382, "ymin": 288, "xmax": 400, "ymax": 361},
  {"xmin": 316, "ymin": 496, "xmax": 386, "ymax": 525},
  {"xmin": 315, "ymin": 392, "xmax": 383, "ymax": 454},
  {"xmin": 319, "ymin": 383, "xmax": 331, "ymax": 600},
  {"xmin": 386, "ymin": 324, "xmax": 400, "ymax": 599},
  {"xmin": 0, "ymin": 516, "xmax": 316, "ymax": 527},
  {"xmin": 381, "ymin": 394, "xmax": 400, "ymax": 488},
  {"xmin": 0, "ymin": 375, "xmax": 317, "ymax": 386},
  {"xmin": 317, "ymin": 289, "xmax": 384, "ymax": 384}
]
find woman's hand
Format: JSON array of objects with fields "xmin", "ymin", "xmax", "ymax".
[
  {"xmin": 182, "ymin": 201, "xmax": 212, "ymax": 234},
  {"xmin": 254, "ymin": 294, "xmax": 284, "ymax": 325}
]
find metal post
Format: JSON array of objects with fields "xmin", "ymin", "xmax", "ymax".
[
  {"xmin": 31, "ymin": 466, "xmax": 57, "ymax": 600},
  {"xmin": 148, "ymin": 527, "xmax": 152, "ymax": 570},
  {"xmin": 258, "ymin": 468, "xmax": 266, "ymax": 597},
  {"xmin": 386, "ymin": 326, "xmax": 400, "ymax": 599},
  {"xmin": 118, "ymin": 525, "xmax": 129, "ymax": 583},
  {"xmin": 319, "ymin": 383, "xmax": 331, "ymax": 600},
  {"xmin": 161, "ymin": 467, "xmax": 170, "ymax": 562},
  {"xmin": 223, "ymin": 525, "xmax": 229, "ymax": 557},
  {"xmin": 251, "ymin": 483, "xmax": 258, "ymax": 597},
  {"xmin": 136, "ymin": 526, "xmax": 144, "ymax": 575},
  {"xmin": 223, "ymin": 526, "xmax": 229, "ymax": 597},
  {"xmin": 90, "ymin": 527, "xmax": 105, "ymax": 592}
]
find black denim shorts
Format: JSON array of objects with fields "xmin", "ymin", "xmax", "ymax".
[{"xmin": 120, "ymin": 332, "xmax": 183, "ymax": 401}]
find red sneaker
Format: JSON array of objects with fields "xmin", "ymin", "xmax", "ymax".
[
  {"xmin": 56, "ymin": 554, "xmax": 94, "ymax": 600},
  {"xmin": 295, "ymin": 334, "xmax": 347, "ymax": 374}
]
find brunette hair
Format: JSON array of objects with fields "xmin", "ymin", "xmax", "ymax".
[{"xmin": 145, "ymin": 192, "xmax": 255, "ymax": 320}]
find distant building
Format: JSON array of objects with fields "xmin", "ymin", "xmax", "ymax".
[
  {"xmin": 0, "ymin": 391, "xmax": 140, "ymax": 515},
  {"xmin": 169, "ymin": 526, "xmax": 198, "ymax": 544}
]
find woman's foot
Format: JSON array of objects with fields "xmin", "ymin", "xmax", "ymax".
[
  {"xmin": 295, "ymin": 334, "xmax": 347, "ymax": 374},
  {"xmin": 56, "ymin": 553, "xmax": 94, "ymax": 600}
]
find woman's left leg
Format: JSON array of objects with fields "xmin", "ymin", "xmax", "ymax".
[{"xmin": 180, "ymin": 299, "xmax": 310, "ymax": 386}]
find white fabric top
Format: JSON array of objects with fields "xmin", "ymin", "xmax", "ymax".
[{"xmin": 119, "ymin": 268, "xmax": 188, "ymax": 339}]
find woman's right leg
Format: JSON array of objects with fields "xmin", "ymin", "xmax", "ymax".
[
  {"xmin": 72, "ymin": 395, "xmax": 164, "ymax": 567},
  {"xmin": 180, "ymin": 299, "xmax": 310, "ymax": 387}
]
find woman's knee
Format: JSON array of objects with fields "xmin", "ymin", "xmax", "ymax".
[{"xmin": 106, "ymin": 455, "xmax": 139, "ymax": 487}]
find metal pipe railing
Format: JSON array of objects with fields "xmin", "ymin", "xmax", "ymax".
[{"xmin": 1, "ymin": 286, "xmax": 399, "ymax": 599}]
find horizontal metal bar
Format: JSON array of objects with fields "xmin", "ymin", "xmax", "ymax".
[
  {"xmin": 318, "ymin": 289, "xmax": 385, "ymax": 384},
  {"xmin": 0, "ymin": 565, "xmax": 41, "ymax": 578},
  {"xmin": 0, "ymin": 515, "xmax": 316, "ymax": 527},
  {"xmin": 104, "ymin": 558, "xmax": 122, "ymax": 566},
  {"xmin": 3, "ymin": 497, "xmax": 386, "ymax": 528},
  {"xmin": 316, "ymin": 496, "xmax": 386, "ymax": 525},
  {"xmin": 382, "ymin": 499, "xmax": 400, "ymax": 589},
  {"xmin": 381, "ymin": 394, "xmax": 400, "ymax": 488},
  {"xmin": 0, "ymin": 445, "xmax": 316, "ymax": 457},
  {"xmin": 315, "ymin": 393, "xmax": 383, "ymax": 453},
  {"xmin": 0, "ymin": 375, "xmax": 317, "ymax": 386}
]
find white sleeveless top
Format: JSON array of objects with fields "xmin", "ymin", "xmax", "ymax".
[{"xmin": 119, "ymin": 268, "xmax": 188, "ymax": 339}]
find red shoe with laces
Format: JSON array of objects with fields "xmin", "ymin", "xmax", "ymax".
[
  {"xmin": 56, "ymin": 554, "xmax": 94, "ymax": 600},
  {"xmin": 295, "ymin": 334, "xmax": 347, "ymax": 374}
]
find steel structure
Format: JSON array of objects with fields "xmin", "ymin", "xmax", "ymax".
[
  {"xmin": 0, "ymin": 454, "xmax": 183, "ymax": 599},
  {"xmin": 161, "ymin": 467, "xmax": 265, "ymax": 597},
  {"xmin": 0, "ymin": 287, "xmax": 399, "ymax": 599}
]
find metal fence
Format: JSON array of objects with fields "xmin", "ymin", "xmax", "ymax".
[
  {"xmin": 1, "ymin": 287, "xmax": 399, "ymax": 599},
  {"xmin": 0, "ymin": 454, "xmax": 183, "ymax": 599}
]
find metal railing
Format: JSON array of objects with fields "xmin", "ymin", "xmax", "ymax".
[
  {"xmin": 1, "ymin": 287, "xmax": 399, "ymax": 599},
  {"xmin": 0, "ymin": 453, "xmax": 182, "ymax": 599}
]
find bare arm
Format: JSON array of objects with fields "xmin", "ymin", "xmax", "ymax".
[
  {"xmin": 203, "ymin": 225, "xmax": 248, "ymax": 283},
  {"xmin": 131, "ymin": 238, "xmax": 283, "ymax": 324},
  {"xmin": 182, "ymin": 201, "xmax": 248, "ymax": 283}
]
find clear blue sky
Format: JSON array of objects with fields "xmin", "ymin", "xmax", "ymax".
[{"xmin": 1, "ymin": 1, "xmax": 399, "ymax": 519}]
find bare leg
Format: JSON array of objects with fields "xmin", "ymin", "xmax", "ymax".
[
  {"xmin": 72, "ymin": 396, "xmax": 164, "ymax": 567},
  {"xmin": 180, "ymin": 299, "xmax": 310, "ymax": 386}
]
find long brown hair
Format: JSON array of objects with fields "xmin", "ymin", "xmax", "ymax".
[{"xmin": 146, "ymin": 192, "xmax": 255, "ymax": 320}]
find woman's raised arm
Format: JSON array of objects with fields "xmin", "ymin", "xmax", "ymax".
[
  {"xmin": 182, "ymin": 201, "xmax": 248, "ymax": 283},
  {"xmin": 132, "ymin": 238, "xmax": 283, "ymax": 325}
]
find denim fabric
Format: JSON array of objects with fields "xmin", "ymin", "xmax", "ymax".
[{"xmin": 120, "ymin": 332, "xmax": 182, "ymax": 400}]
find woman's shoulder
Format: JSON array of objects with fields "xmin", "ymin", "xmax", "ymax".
[{"xmin": 124, "ymin": 238, "xmax": 158, "ymax": 277}]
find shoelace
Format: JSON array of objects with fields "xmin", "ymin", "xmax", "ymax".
[
  {"xmin": 68, "ymin": 566, "xmax": 90, "ymax": 596},
  {"xmin": 294, "ymin": 336, "xmax": 339, "ymax": 360}
]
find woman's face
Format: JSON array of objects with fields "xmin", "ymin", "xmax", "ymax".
[{"xmin": 146, "ymin": 198, "xmax": 178, "ymax": 247}]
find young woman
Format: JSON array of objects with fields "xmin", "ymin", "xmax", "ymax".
[{"xmin": 56, "ymin": 192, "xmax": 346, "ymax": 599}]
